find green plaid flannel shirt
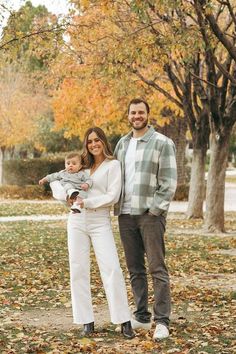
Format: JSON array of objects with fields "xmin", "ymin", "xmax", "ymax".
[{"xmin": 114, "ymin": 126, "xmax": 177, "ymax": 216}]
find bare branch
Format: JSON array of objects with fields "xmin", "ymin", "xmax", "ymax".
[
  {"xmin": 164, "ymin": 63, "xmax": 185, "ymax": 100},
  {"xmin": 0, "ymin": 23, "xmax": 67, "ymax": 50},
  {"xmin": 131, "ymin": 67, "xmax": 183, "ymax": 109},
  {"xmin": 190, "ymin": 70, "xmax": 221, "ymax": 88},
  {"xmin": 220, "ymin": 56, "xmax": 232, "ymax": 115},
  {"xmin": 213, "ymin": 54, "xmax": 236, "ymax": 84},
  {"xmin": 225, "ymin": 0, "xmax": 236, "ymax": 28},
  {"xmin": 198, "ymin": 0, "xmax": 236, "ymax": 62}
]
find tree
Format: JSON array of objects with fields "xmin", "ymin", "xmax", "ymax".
[
  {"xmin": 0, "ymin": 1, "xmax": 70, "ymax": 166},
  {"xmin": 34, "ymin": 113, "xmax": 82, "ymax": 153},
  {"xmin": 0, "ymin": 65, "xmax": 49, "ymax": 183},
  {"xmin": 191, "ymin": 0, "xmax": 236, "ymax": 231},
  {"xmin": 0, "ymin": 0, "xmax": 66, "ymax": 58}
]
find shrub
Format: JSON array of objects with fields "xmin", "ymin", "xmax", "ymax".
[
  {"xmin": 0, "ymin": 185, "xmax": 51, "ymax": 200},
  {"xmin": 3, "ymin": 156, "xmax": 65, "ymax": 186}
]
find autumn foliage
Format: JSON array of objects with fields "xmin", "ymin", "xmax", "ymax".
[
  {"xmin": 0, "ymin": 66, "xmax": 49, "ymax": 150},
  {"xmin": 52, "ymin": 0, "xmax": 183, "ymax": 139}
]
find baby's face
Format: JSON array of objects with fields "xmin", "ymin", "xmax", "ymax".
[{"xmin": 65, "ymin": 157, "xmax": 81, "ymax": 173}]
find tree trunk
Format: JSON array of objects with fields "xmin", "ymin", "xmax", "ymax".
[
  {"xmin": 153, "ymin": 117, "xmax": 188, "ymax": 185},
  {"xmin": 204, "ymin": 134, "xmax": 229, "ymax": 232},
  {"xmin": 0, "ymin": 147, "xmax": 5, "ymax": 185},
  {"xmin": 186, "ymin": 147, "xmax": 207, "ymax": 218}
]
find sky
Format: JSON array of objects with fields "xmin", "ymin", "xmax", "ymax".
[
  {"xmin": 8, "ymin": 0, "xmax": 70, "ymax": 16},
  {"xmin": 0, "ymin": 0, "xmax": 71, "ymax": 35}
]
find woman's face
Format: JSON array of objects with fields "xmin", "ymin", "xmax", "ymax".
[{"xmin": 87, "ymin": 132, "xmax": 104, "ymax": 158}]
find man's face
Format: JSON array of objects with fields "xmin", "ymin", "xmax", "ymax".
[
  {"xmin": 128, "ymin": 102, "xmax": 148, "ymax": 131},
  {"xmin": 65, "ymin": 157, "xmax": 81, "ymax": 173}
]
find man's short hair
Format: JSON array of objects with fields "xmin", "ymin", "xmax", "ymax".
[
  {"xmin": 128, "ymin": 98, "xmax": 150, "ymax": 114},
  {"xmin": 65, "ymin": 152, "xmax": 81, "ymax": 160}
]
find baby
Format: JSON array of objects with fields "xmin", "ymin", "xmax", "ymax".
[{"xmin": 39, "ymin": 152, "xmax": 92, "ymax": 212}]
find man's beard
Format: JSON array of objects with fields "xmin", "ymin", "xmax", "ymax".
[{"xmin": 130, "ymin": 119, "xmax": 148, "ymax": 130}]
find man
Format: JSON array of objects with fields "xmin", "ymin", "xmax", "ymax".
[{"xmin": 114, "ymin": 98, "xmax": 177, "ymax": 340}]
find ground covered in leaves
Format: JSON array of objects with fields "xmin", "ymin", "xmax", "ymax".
[
  {"xmin": 0, "ymin": 201, "xmax": 68, "ymax": 217},
  {"xmin": 0, "ymin": 202, "xmax": 235, "ymax": 353}
]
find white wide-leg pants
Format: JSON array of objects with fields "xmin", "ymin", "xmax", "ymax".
[
  {"xmin": 67, "ymin": 208, "xmax": 131, "ymax": 324},
  {"xmin": 50, "ymin": 181, "xmax": 67, "ymax": 201}
]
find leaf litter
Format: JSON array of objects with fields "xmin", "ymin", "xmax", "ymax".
[{"xmin": 0, "ymin": 209, "xmax": 235, "ymax": 353}]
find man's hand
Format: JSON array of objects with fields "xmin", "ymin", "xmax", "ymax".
[{"xmin": 147, "ymin": 211, "xmax": 155, "ymax": 216}]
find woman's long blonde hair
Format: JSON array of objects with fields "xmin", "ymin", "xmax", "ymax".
[{"xmin": 81, "ymin": 127, "xmax": 114, "ymax": 168}]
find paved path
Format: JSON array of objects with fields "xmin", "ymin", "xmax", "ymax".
[{"xmin": 170, "ymin": 182, "xmax": 236, "ymax": 212}]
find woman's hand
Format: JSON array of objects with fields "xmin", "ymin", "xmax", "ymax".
[
  {"xmin": 76, "ymin": 196, "xmax": 84, "ymax": 208},
  {"xmin": 67, "ymin": 196, "xmax": 74, "ymax": 206}
]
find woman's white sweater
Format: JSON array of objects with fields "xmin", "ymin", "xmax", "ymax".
[{"xmin": 83, "ymin": 159, "xmax": 121, "ymax": 210}]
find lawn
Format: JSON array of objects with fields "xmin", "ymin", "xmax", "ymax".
[
  {"xmin": 0, "ymin": 204, "xmax": 235, "ymax": 353},
  {"xmin": 225, "ymin": 176, "xmax": 236, "ymax": 184},
  {"xmin": 0, "ymin": 201, "xmax": 68, "ymax": 217}
]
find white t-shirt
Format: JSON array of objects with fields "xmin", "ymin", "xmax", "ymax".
[{"xmin": 121, "ymin": 137, "xmax": 139, "ymax": 214}]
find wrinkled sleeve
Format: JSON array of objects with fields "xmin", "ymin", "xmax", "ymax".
[
  {"xmin": 46, "ymin": 171, "xmax": 62, "ymax": 183},
  {"xmin": 113, "ymin": 141, "xmax": 120, "ymax": 158},
  {"xmin": 81, "ymin": 172, "xmax": 93, "ymax": 187},
  {"xmin": 83, "ymin": 161, "xmax": 121, "ymax": 209},
  {"xmin": 149, "ymin": 140, "xmax": 177, "ymax": 216}
]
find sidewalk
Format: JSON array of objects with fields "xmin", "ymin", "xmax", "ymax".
[{"xmin": 170, "ymin": 182, "xmax": 236, "ymax": 212}]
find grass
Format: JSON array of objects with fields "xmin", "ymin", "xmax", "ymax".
[
  {"xmin": 225, "ymin": 176, "xmax": 236, "ymax": 183},
  {"xmin": 0, "ymin": 201, "xmax": 68, "ymax": 216},
  {"xmin": 0, "ymin": 205, "xmax": 235, "ymax": 353}
]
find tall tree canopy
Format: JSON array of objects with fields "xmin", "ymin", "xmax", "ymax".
[
  {"xmin": 52, "ymin": 0, "xmax": 236, "ymax": 231},
  {"xmin": 0, "ymin": 1, "xmax": 66, "ymax": 154},
  {"xmin": 53, "ymin": 0, "xmax": 182, "ymax": 138}
]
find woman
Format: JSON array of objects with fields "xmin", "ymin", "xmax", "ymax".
[{"xmin": 67, "ymin": 127, "xmax": 134, "ymax": 339}]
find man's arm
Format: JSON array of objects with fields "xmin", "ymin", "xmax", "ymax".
[
  {"xmin": 149, "ymin": 140, "xmax": 177, "ymax": 216},
  {"xmin": 113, "ymin": 142, "xmax": 119, "ymax": 158}
]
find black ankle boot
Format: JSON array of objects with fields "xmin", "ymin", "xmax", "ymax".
[
  {"xmin": 82, "ymin": 322, "xmax": 94, "ymax": 336},
  {"xmin": 121, "ymin": 320, "xmax": 135, "ymax": 339}
]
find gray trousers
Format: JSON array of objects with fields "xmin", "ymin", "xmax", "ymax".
[{"xmin": 118, "ymin": 213, "xmax": 171, "ymax": 327}]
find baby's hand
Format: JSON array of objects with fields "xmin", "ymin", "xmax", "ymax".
[
  {"xmin": 81, "ymin": 183, "xmax": 89, "ymax": 191},
  {"xmin": 39, "ymin": 177, "xmax": 47, "ymax": 185}
]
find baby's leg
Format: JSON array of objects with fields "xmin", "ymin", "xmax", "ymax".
[
  {"xmin": 50, "ymin": 181, "xmax": 67, "ymax": 201},
  {"xmin": 64, "ymin": 183, "xmax": 80, "ymax": 199},
  {"xmin": 67, "ymin": 189, "xmax": 79, "ymax": 199}
]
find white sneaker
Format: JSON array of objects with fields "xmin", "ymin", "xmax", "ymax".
[
  {"xmin": 131, "ymin": 318, "xmax": 151, "ymax": 330},
  {"xmin": 153, "ymin": 323, "xmax": 169, "ymax": 340},
  {"xmin": 71, "ymin": 202, "xmax": 81, "ymax": 213},
  {"xmin": 68, "ymin": 189, "xmax": 79, "ymax": 199}
]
